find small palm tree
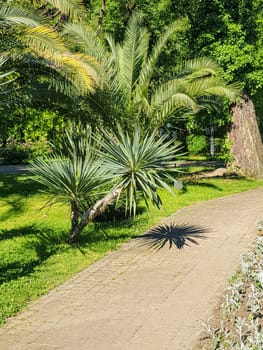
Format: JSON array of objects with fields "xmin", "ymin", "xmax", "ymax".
[
  {"xmin": 64, "ymin": 13, "xmax": 240, "ymax": 129},
  {"xmin": 31, "ymin": 125, "xmax": 183, "ymax": 243}
]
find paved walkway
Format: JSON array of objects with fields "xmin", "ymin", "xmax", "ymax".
[
  {"xmin": 0, "ymin": 160, "xmax": 224, "ymax": 175},
  {"xmin": 0, "ymin": 165, "xmax": 29, "ymax": 174},
  {"xmin": 1, "ymin": 188, "xmax": 263, "ymax": 350}
]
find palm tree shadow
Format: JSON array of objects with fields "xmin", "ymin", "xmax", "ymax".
[{"xmin": 135, "ymin": 223, "xmax": 209, "ymax": 250}]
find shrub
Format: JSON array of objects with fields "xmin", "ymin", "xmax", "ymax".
[
  {"xmin": 0, "ymin": 141, "xmax": 50, "ymax": 164},
  {"xmin": 186, "ymin": 135, "xmax": 208, "ymax": 155}
]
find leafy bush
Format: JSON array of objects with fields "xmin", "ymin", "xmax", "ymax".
[
  {"xmin": 186, "ymin": 135, "xmax": 208, "ymax": 155},
  {"xmin": 0, "ymin": 141, "xmax": 50, "ymax": 164},
  {"xmin": 220, "ymin": 137, "xmax": 235, "ymax": 165}
]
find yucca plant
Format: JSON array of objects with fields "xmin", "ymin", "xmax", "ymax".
[
  {"xmin": 101, "ymin": 126, "xmax": 183, "ymax": 216},
  {"xmin": 31, "ymin": 126, "xmax": 111, "ymax": 243},
  {"xmin": 31, "ymin": 125, "xmax": 183, "ymax": 243}
]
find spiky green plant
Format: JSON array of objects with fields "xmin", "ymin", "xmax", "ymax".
[
  {"xmin": 31, "ymin": 127, "xmax": 111, "ymax": 242},
  {"xmin": 31, "ymin": 125, "xmax": 183, "ymax": 243},
  {"xmin": 101, "ymin": 126, "xmax": 183, "ymax": 216},
  {"xmin": 0, "ymin": 54, "xmax": 15, "ymax": 93}
]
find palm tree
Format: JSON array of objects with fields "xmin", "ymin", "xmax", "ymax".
[
  {"xmin": 31, "ymin": 125, "xmax": 183, "ymax": 243},
  {"xmin": 64, "ymin": 13, "xmax": 240, "ymax": 130}
]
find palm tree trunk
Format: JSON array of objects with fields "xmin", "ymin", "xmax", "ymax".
[
  {"xmin": 68, "ymin": 187, "xmax": 123, "ymax": 243},
  {"xmin": 228, "ymin": 96, "xmax": 263, "ymax": 178}
]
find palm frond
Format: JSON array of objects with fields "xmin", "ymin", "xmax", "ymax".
[
  {"xmin": 151, "ymin": 79, "xmax": 197, "ymax": 122},
  {"xmin": 185, "ymin": 78, "xmax": 241, "ymax": 101},
  {"xmin": 116, "ymin": 13, "xmax": 150, "ymax": 103},
  {"xmin": 22, "ymin": 26, "xmax": 67, "ymax": 56},
  {"xmin": 47, "ymin": 0, "xmax": 86, "ymax": 21},
  {"xmin": 139, "ymin": 18, "xmax": 188, "ymax": 86},
  {"xmin": 0, "ymin": 4, "xmax": 40, "ymax": 27},
  {"xmin": 56, "ymin": 53, "xmax": 100, "ymax": 94},
  {"xmin": 63, "ymin": 23, "xmax": 108, "ymax": 65},
  {"xmin": 175, "ymin": 57, "xmax": 220, "ymax": 79},
  {"xmin": 133, "ymin": 83, "xmax": 153, "ymax": 118},
  {"xmin": 202, "ymin": 81, "xmax": 241, "ymax": 100},
  {"xmin": 46, "ymin": 74, "xmax": 80, "ymax": 96},
  {"xmin": 22, "ymin": 26, "xmax": 102, "ymax": 94}
]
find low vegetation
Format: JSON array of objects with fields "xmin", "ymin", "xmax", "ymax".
[
  {"xmin": 0, "ymin": 171, "xmax": 263, "ymax": 325},
  {"xmin": 199, "ymin": 235, "xmax": 263, "ymax": 349}
]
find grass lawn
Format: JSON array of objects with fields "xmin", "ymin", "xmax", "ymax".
[{"xmin": 0, "ymin": 172, "xmax": 263, "ymax": 325}]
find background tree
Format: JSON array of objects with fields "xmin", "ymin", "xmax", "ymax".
[{"xmin": 180, "ymin": 0, "xmax": 263, "ymax": 175}]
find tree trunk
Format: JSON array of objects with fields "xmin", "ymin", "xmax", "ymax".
[
  {"xmin": 95, "ymin": 0, "xmax": 106, "ymax": 36},
  {"xmin": 69, "ymin": 200, "xmax": 80, "ymax": 240},
  {"xmin": 228, "ymin": 97, "xmax": 263, "ymax": 178},
  {"xmin": 68, "ymin": 187, "xmax": 122, "ymax": 244}
]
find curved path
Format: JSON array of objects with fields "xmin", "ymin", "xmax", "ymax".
[{"xmin": 1, "ymin": 188, "xmax": 263, "ymax": 350}]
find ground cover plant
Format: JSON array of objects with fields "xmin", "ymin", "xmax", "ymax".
[
  {"xmin": 0, "ymin": 171, "xmax": 263, "ymax": 325},
  {"xmin": 198, "ymin": 235, "xmax": 263, "ymax": 349}
]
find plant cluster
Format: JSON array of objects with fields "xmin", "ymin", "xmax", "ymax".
[
  {"xmin": 31, "ymin": 125, "xmax": 183, "ymax": 243},
  {"xmin": 201, "ymin": 236, "xmax": 263, "ymax": 349}
]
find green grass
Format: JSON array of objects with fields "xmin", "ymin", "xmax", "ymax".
[{"xmin": 0, "ymin": 173, "xmax": 263, "ymax": 324}]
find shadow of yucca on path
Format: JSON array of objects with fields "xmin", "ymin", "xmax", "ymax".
[{"xmin": 135, "ymin": 223, "xmax": 209, "ymax": 250}]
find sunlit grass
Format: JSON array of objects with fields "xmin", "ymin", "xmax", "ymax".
[{"xmin": 0, "ymin": 173, "xmax": 262, "ymax": 324}]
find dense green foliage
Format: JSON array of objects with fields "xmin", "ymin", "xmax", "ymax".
[{"xmin": 186, "ymin": 135, "xmax": 208, "ymax": 156}]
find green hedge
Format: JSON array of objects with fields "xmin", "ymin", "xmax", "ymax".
[{"xmin": 186, "ymin": 135, "xmax": 208, "ymax": 155}]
